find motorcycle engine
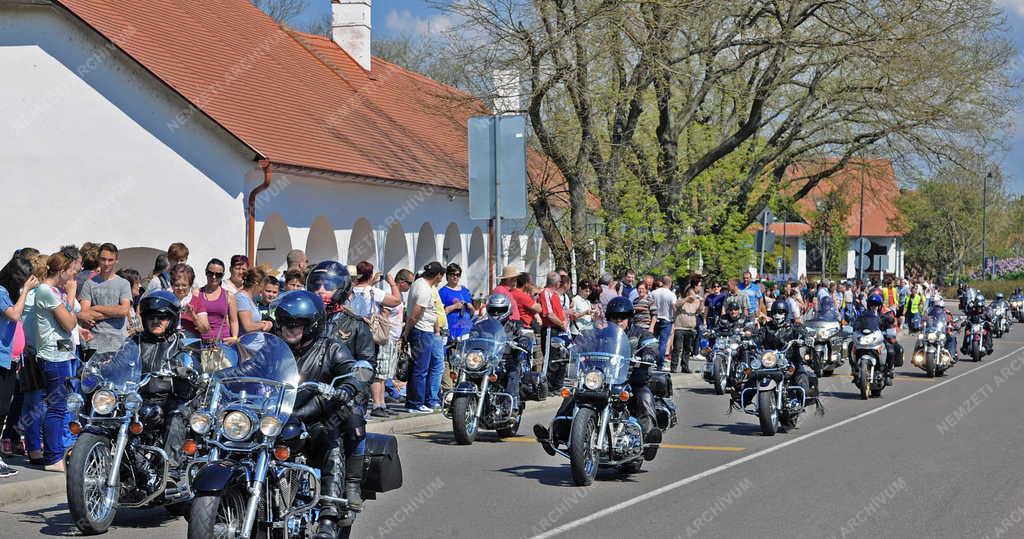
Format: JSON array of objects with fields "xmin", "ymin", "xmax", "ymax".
[{"xmin": 611, "ymin": 417, "xmax": 644, "ymax": 461}]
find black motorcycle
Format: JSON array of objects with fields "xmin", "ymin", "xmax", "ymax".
[
  {"xmin": 65, "ymin": 340, "xmax": 199, "ymax": 534},
  {"xmin": 185, "ymin": 333, "xmax": 402, "ymax": 539},
  {"xmin": 737, "ymin": 341, "xmax": 814, "ymax": 435},
  {"xmin": 444, "ymin": 317, "xmax": 529, "ymax": 444},
  {"xmin": 537, "ymin": 325, "xmax": 675, "ymax": 486},
  {"xmin": 702, "ymin": 323, "xmax": 757, "ymax": 396}
]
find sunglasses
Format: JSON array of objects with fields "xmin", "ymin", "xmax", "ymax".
[
  {"xmin": 206, "ymin": 271, "xmax": 224, "ymax": 278},
  {"xmin": 449, "ymin": 273, "xmax": 462, "ymax": 277}
]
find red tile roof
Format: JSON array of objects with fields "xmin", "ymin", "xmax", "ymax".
[
  {"xmin": 771, "ymin": 159, "xmax": 903, "ymax": 238},
  {"xmin": 53, "ymin": 0, "xmax": 551, "ymax": 192}
]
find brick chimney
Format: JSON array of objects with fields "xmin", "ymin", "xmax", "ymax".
[{"xmin": 331, "ymin": 0, "xmax": 371, "ymax": 71}]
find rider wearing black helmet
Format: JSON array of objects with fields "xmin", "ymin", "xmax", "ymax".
[
  {"xmin": 534, "ymin": 297, "xmax": 663, "ymax": 460},
  {"xmin": 273, "ymin": 290, "xmax": 370, "ymax": 538},
  {"xmin": 962, "ymin": 294, "xmax": 994, "ymax": 355},
  {"xmin": 307, "ymin": 261, "xmax": 375, "ymax": 365},
  {"xmin": 758, "ymin": 300, "xmax": 816, "ymax": 403},
  {"xmin": 135, "ymin": 291, "xmax": 195, "ymax": 472},
  {"xmin": 851, "ymin": 293, "xmax": 902, "ymax": 385}
]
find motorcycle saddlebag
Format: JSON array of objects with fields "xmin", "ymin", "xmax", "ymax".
[
  {"xmin": 363, "ymin": 433, "xmax": 403, "ymax": 493},
  {"xmin": 649, "ymin": 371, "xmax": 673, "ymax": 398},
  {"xmin": 521, "ymin": 371, "xmax": 546, "ymax": 402},
  {"xmin": 654, "ymin": 397, "xmax": 677, "ymax": 430}
]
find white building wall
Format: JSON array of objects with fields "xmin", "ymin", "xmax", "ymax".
[{"xmin": 0, "ymin": 3, "xmax": 257, "ymax": 274}]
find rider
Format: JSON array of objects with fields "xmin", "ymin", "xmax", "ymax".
[
  {"xmin": 273, "ymin": 290, "xmax": 370, "ymax": 539},
  {"xmin": 135, "ymin": 290, "xmax": 194, "ymax": 476},
  {"xmin": 850, "ymin": 293, "xmax": 902, "ymax": 385},
  {"xmin": 307, "ymin": 261, "xmax": 375, "ymax": 364},
  {"xmin": 962, "ymin": 294, "xmax": 994, "ymax": 355},
  {"xmin": 758, "ymin": 301, "xmax": 816, "ymax": 399},
  {"xmin": 925, "ymin": 294, "xmax": 958, "ymax": 362},
  {"xmin": 533, "ymin": 297, "xmax": 663, "ymax": 460},
  {"xmin": 483, "ymin": 293, "xmax": 526, "ymax": 410}
]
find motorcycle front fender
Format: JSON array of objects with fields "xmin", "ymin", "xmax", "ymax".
[
  {"xmin": 191, "ymin": 460, "xmax": 250, "ymax": 496},
  {"xmin": 758, "ymin": 378, "xmax": 777, "ymax": 391}
]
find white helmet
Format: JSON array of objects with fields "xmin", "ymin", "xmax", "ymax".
[{"xmin": 932, "ymin": 293, "xmax": 944, "ymax": 309}]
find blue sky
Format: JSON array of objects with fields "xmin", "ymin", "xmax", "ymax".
[{"xmin": 301, "ymin": 0, "xmax": 1024, "ymax": 194}]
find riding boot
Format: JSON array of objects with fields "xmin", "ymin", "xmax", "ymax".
[
  {"xmin": 314, "ymin": 518, "xmax": 339, "ymax": 539},
  {"xmin": 344, "ymin": 453, "xmax": 364, "ymax": 512},
  {"xmin": 533, "ymin": 424, "xmax": 556, "ymax": 456}
]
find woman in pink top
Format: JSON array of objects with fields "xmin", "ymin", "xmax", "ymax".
[{"xmin": 193, "ymin": 259, "xmax": 237, "ymax": 343}]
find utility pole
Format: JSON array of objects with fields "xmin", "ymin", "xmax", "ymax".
[
  {"xmin": 982, "ymin": 171, "xmax": 990, "ymax": 280},
  {"xmin": 857, "ymin": 166, "xmax": 866, "ymax": 282}
]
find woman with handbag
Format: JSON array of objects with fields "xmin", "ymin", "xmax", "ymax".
[{"xmin": 348, "ymin": 262, "xmax": 401, "ymax": 418}]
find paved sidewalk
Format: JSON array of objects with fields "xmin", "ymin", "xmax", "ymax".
[{"xmin": 0, "ymin": 453, "xmax": 66, "ymax": 508}]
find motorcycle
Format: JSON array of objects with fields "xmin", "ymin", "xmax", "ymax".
[
  {"xmin": 847, "ymin": 327, "xmax": 898, "ymax": 399},
  {"xmin": 445, "ymin": 317, "xmax": 528, "ymax": 444},
  {"xmin": 185, "ymin": 332, "xmax": 402, "ymax": 539},
  {"xmin": 701, "ymin": 324, "xmax": 757, "ymax": 395},
  {"xmin": 990, "ymin": 303, "xmax": 1011, "ymax": 337},
  {"xmin": 540, "ymin": 328, "xmax": 573, "ymax": 396},
  {"xmin": 65, "ymin": 340, "xmax": 199, "ymax": 534},
  {"xmin": 911, "ymin": 317, "xmax": 956, "ymax": 377},
  {"xmin": 538, "ymin": 325, "xmax": 667, "ymax": 486},
  {"xmin": 800, "ymin": 317, "xmax": 848, "ymax": 377},
  {"xmin": 963, "ymin": 319, "xmax": 991, "ymax": 362},
  {"xmin": 1009, "ymin": 295, "xmax": 1024, "ymax": 323},
  {"xmin": 738, "ymin": 341, "xmax": 814, "ymax": 436}
]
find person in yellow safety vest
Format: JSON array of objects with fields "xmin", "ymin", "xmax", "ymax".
[{"xmin": 903, "ymin": 288, "xmax": 924, "ymax": 333}]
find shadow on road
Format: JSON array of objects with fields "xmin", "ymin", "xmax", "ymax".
[
  {"xmin": 685, "ymin": 387, "xmax": 719, "ymax": 396},
  {"xmin": 410, "ymin": 430, "xmax": 519, "ymax": 446},
  {"xmin": 497, "ymin": 464, "xmax": 645, "ymax": 487},
  {"xmin": 4, "ymin": 501, "xmax": 176, "ymax": 537},
  {"xmin": 691, "ymin": 422, "xmax": 763, "ymax": 436}
]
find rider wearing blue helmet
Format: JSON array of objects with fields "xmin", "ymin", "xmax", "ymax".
[{"xmin": 851, "ymin": 293, "xmax": 902, "ymax": 386}]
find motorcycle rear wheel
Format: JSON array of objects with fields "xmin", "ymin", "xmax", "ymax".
[
  {"xmin": 757, "ymin": 391, "xmax": 778, "ymax": 436},
  {"xmin": 452, "ymin": 396, "xmax": 478, "ymax": 445},
  {"xmin": 496, "ymin": 404, "xmax": 523, "ymax": 438},
  {"xmin": 569, "ymin": 407, "xmax": 599, "ymax": 486},
  {"xmin": 67, "ymin": 432, "xmax": 118, "ymax": 535}
]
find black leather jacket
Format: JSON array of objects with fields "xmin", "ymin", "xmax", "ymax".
[
  {"xmin": 759, "ymin": 322, "xmax": 799, "ymax": 351},
  {"xmin": 291, "ymin": 336, "xmax": 369, "ymax": 427},
  {"xmin": 853, "ymin": 309, "xmax": 897, "ymax": 333},
  {"xmin": 626, "ymin": 323, "xmax": 658, "ymax": 386},
  {"xmin": 326, "ymin": 310, "xmax": 376, "ymax": 367}
]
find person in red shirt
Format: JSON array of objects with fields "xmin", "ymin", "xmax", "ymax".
[
  {"xmin": 539, "ymin": 272, "xmax": 569, "ymax": 392},
  {"xmin": 491, "ymin": 265, "xmax": 522, "ymax": 323},
  {"xmin": 510, "ymin": 273, "xmax": 541, "ymax": 330}
]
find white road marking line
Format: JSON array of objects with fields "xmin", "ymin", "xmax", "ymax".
[{"xmin": 528, "ymin": 345, "xmax": 1024, "ymax": 539}]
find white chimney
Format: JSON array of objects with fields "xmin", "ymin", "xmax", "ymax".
[{"xmin": 332, "ymin": 0, "xmax": 371, "ymax": 71}]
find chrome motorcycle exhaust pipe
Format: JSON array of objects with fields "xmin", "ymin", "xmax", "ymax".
[{"xmin": 239, "ymin": 449, "xmax": 269, "ymax": 539}]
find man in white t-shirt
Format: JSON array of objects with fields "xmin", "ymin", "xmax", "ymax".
[
  {"xmin": 401, "ymin": 262, "xmax": 446, "ymax": 413},
  {"xmin": 650, "ymin": 276, "xmax": 677, "ymax": 370}
]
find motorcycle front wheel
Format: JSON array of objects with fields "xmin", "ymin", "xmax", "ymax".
[
  {"xmin": 569, "ymin": 407, "xmax": 599, "ymax": 486},
  {"xmin": 925, "ymin": 354, "xmax": 936, "ymax": 378},
  {"xmin": 452, "ymin": 395, "xmax": 479, "ymax": 445},
  {"xmin": 858, "ymin": 362, "xmax": 870, "ymax": 400},
  {"xmin": 188, "ymin": 487, "xmax": 262, "ymax": 539},
  {"xmin": 713, "ymin": 359, "xmax": 727, "ymax": 395},
  {"xmin": 67, "ymin": 432, "xmax": 118, "ymax": 535},
  {"xmin": 971, "ymin": 340, "xmax": 982, "ymax": 362},
  {"xmin": 757, "ymin": 391, "xmax": 778, "ymax": 436}
]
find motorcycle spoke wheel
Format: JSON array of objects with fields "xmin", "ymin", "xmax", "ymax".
[{"xmin": 83, "ymin": 442, "xmax": 114, "ymax": 523}]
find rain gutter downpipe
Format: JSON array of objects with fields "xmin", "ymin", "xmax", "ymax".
[{"xmin": 247, "ymin": 159, "xmax": 273, "ymax": 261}]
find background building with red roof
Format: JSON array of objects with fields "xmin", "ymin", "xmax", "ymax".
[
  {"xmin": 761, "ymin": 159, "xmax": 906, "ymax": 280},
  {"xmin": 0, "ymin": 0, "xmax": 556, "ymax": 292}
]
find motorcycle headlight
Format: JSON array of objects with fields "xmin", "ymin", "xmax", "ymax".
[
  {"xmin": 465, "ymin": 351, "xmax": 485, "ymax": 370},
  {"xmin": 761, "ymin": 351, "xmax": 777, "ymax": 368},
  {"xmin": 124, "ymin": 392, "xmax": 143, "ymax": 413},
  {"xmin": 927, "ymin": 332, "xmax": 939, "ymax": 341},
  {"xmin": 66, "ymin": 392, "xmax": 84, "ymax": 414},
  {"xmin": 91, "ymin": 390, "xmax": 117, "ymax": 415},
  {"xmin": 751, "ymin": 358, "xmax": 762, "ymax": 370},
  {"xmin": 913, "ymin": 352, "xmax": 925, "ymax": 366},
  {"xmin": 189, "ymin": 411, "xmax": 213, "ymax": 434},
  {"xmin": 260, "ymin": 416, "xmax": 283, "ymax": 437},
  {"xmin": 583, "ymin": 370, "xmax": 605, "ymax": 390},
  {"xmin": 222, "ymin": 411, "xmax": 254, "ymax": 442},
  {"xmin": 729, "ymin": 343, "xmax": 740, "ymax": 351},
  {"xmin": 817, "ymin": 328, "xmax": 831, "ymax": 340}
]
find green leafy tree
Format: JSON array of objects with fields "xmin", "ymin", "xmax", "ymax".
[{"xmin": 805, "ymin": 190, "xmax": 851, "ymax": 276}]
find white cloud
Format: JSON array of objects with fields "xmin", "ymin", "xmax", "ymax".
[
  {"xmin": 384, "ymin": 9, "xmax": 453, "ymax": 36},
  {"xmin": 996, "ymin": 0, "xmax": 1024, "ymax": 17}
]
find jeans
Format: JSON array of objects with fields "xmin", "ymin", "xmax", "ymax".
[
  {"xmin": 654, "ymin": 320, "xmax": 672, "ymax": 370},
  {"xmin": 42, "ymin": 358, "xmax": 79, "ymax": 464},
  {"xmin": 19, "ymin": 389, "xmax": 44, "ymax": 452},
  {"xmin": 406, "ymin": 329, "xmax": 438, "ymax": 409},
  {"xmin": 945, "ymin": 333, "xmax": 958, "ymax": 359},
  {"xmin": 429, "ymin": 335, "xmax": 445, "ymax": 408}
]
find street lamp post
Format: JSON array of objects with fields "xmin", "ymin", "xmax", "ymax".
[{"xmin": 982, "ymin": 172, "xmax": 990, "ymax": 280}]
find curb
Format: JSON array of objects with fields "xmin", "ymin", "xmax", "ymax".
[
  {"xmin": 0, "ymin": 473, "xmax": 65, "ymax": 509},
  {"xmin": 0, "ymin": 373, "xmax": 704, "ymax": 507}
]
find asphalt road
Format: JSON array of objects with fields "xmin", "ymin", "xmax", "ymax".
[{"xmin": 4, "ymin": 328, "xmax": 1024, "ymax": 539}]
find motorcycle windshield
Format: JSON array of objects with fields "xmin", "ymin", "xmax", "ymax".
[
  {"xmin": 456, "ymin": 318, "xmax": 507, "ymax": 368},
  {"xmin": 209, "ymin": 332, "xmax": 299, "ymax": 423},
  {"xmin": 925, "ymin": 317, "xmax": 947, "ymax": 333},
  {"xmin": 570, "ymin": 325, "xmax": 631, "ymax": 386},
  {"xmin": 81, "ymin": 340, "xmax": 143, "ymax": 393}
]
